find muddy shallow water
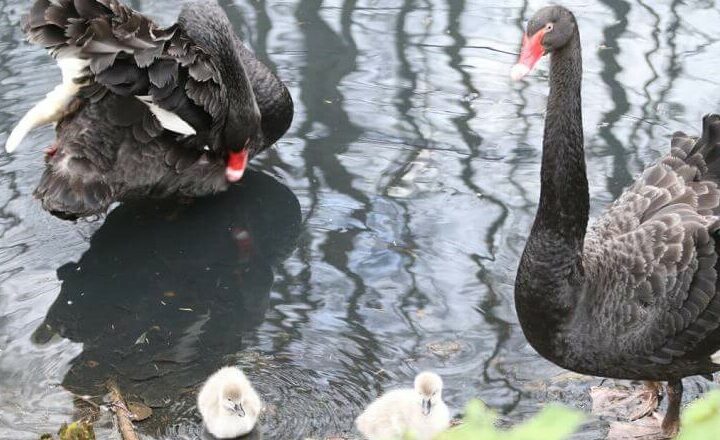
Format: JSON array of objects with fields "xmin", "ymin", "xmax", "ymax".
[{"xmin": 1, "ymin": 0, "xmax": 720, "ymax": 439}]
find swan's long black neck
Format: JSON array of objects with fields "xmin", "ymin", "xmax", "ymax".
[
  {"xmin": 179, "ymin": 2, "xmax": 260, "ymax": 135},
  {"xmin": 515, "ymin": 30, "xmax": 587, "ymax": 360},
  {"xmin": 537, "ymin": 33, "xmax": 587, "ymax": 240}
]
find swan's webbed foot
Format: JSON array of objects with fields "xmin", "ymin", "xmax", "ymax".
[
  {"xmin": 593, "ymin": 380, "xmax": 683, "ymax": 440},
  {"xmin": 606, "ymin": 413, "xmax": 669, "ymax": 440},
  {"xmin": 590, "ymin": 381, "xmax": 661, "ymax": 421}
]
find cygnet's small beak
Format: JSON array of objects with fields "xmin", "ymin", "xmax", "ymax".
[
  {"xmin": 421, "ymin": 398, "xmax": 432, "ymax": 416},
  {"xmin": 234, "ymin": 402, "xmax": 246, "ymax": 417}
]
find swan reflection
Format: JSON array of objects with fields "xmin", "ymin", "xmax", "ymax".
[{"xmin": 32, "ymin": 171, "xmax": 301, "ymax": 435}]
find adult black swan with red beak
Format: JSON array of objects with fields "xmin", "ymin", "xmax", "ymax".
[
  {"xmin": 6, "ymin": 0, "xmax": 293, "ymax": 220},
  {"xmin": 512, "ymin": 5, "xmax": 720, "ymax": 436}
]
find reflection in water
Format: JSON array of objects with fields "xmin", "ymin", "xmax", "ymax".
[
  {"xmin": 2, "ymin": 0, "xmax": 720, "ymax": 439},
  {"xmin": 443, "ymin": 4, "xmax": 519, "ymax": 414},
  {"xmin": 596, "ymin": 0, "xmax": 633, "ymax": 197},
  {"xmin": 293, "ymin": 0, "xmax": 386, "ymax": 390},
  {"xmin": 32, "ymin": 171, "xmax": 300, "ymax": 435},
  {"xmin": 295, "ymin": 0, "xmax": 366, "ymax": 205}
]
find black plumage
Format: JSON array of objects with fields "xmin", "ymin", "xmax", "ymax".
[
  {"xmin": 513, "ymin": 5, "xmax": 720, "ymax": 435},
  {"xmin": 19, "ymin": 0, "xmax": 293, "ymax": 220}
]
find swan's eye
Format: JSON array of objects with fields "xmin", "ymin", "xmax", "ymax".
[{"xmin": 545, "ymin": 23, "xmax": 554, "ymax": 32}]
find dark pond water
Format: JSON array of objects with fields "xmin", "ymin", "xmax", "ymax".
[{"xmin": 1, "ymin": 0, "xmax": 720, "ymax": 439}]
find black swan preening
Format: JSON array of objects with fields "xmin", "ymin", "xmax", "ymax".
[
  {"xmin": 513, "ymin": 6, "xmax": 720, "ymax": 435},
  {"xmin": 6, "ymin": 0, "xmax": 293, "ymax": 220}
]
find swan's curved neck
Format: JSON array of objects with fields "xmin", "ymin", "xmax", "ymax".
[
  {"xmin": 179, "ymin": 5, "xmax": 259, "ymax": 123},
  {"xmin": 515, "ymin": 30, "xmax": 587, "ymax": 359},
  {"xmin": 537, "ymin": 32, "xmax": 587, "ymax": 241}
]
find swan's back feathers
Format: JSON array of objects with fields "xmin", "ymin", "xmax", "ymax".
[
  {"xmin": 34, "ymin": 94, "xmax": 227, "ymax": 219},
  {"xmin": 579, "ymin": 115, "xmax": 720, "ymax": 377},
  {"xmin": 22, "ymin": 0, "xmax": 228, "ymax": 148}
]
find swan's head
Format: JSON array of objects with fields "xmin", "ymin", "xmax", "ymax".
[
  {"xmin": 223, "ymin": 104, "xmax": 261, "ymax": 183},
  {"xmin": 220, "ymin": 382, "xmax": 247, "ymax": 418},
  {"xmin": 510, "ymin": 6, "xmax": 578, "ymax": 81},
  {"xmin": 414, "ymin": 372, "xmax": 443, "ymax": 416}
]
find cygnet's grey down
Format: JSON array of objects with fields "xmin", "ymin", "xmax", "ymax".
[
  {"xmin": 198, "ymin": 366, "xmax": 263, "ymax": 439},
  {"xmin": 355, "ymin": 371, "xmax": 451, "ymax": 440}
]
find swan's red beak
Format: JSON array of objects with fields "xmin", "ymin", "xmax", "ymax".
[
  {"xmin": 511, "ymin": 29, "xmax": 546, "ymax": 81},
  {"xmin": 226, "ymin": 149, "xmax": 249, "ymax": 183}
]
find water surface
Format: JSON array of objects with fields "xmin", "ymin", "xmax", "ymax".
[{"xmin": 1, "ymin": 0, "xmax": 720, "ymax": 438}]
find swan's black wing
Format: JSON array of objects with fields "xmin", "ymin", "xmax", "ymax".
[
  {"xmin": 34, "ymin": 93, "xmax": 227, "ymax": 219},
  {"xmin": 581, "ymin": 115, "xmax": 720, "ymax": 375},
  {"xmin": 34, "ymin": 95, "xmax": 162, "ymax": 219},
  {"xmin": 24, "ymin": 0, "xmax": 228, "ymax": 150}
]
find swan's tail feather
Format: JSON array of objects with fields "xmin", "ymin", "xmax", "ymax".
[
  {"xmin": 23, "ymin": 0, "xmax": 113, "ymax": 55},
  {"xmin": 22, "ymin": 0, "xmax": 173, "ymax": 75},
  {"xmin": 34, "ymin": 168, "xmax": 112, "ymax": 220}
]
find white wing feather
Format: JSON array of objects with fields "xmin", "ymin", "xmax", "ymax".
[
  {"xmin": 136, "ymin": 96, "xmax": 196, "ymax": 136},
  {"xmin": 5, "ymin": 57, "xmax": 89, "ymax": 153}
]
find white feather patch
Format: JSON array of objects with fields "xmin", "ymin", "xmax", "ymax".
[
  {"xmin": 712, "ymin": 350, "xmax": 720, "ymax": 365},
  {"xmin": 136, "ymin": 96, "xmax": 196, "ymax": 136},
  {"xmin": 5, "ymin": 57, "xmax": 89, "ymax": 153}
]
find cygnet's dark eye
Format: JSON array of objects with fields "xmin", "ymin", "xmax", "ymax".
[{"xmin": 545, "ymin": 23, "xmax": 554, "ymax": 32}]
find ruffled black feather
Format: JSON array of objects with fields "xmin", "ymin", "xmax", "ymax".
[
  {"xmin": 23, "ymin": 0, "xmax": 228, "ymax": 151},
  {"xmin": 22, "ymin": 0, "xmax": 293, "ymax": 220}
]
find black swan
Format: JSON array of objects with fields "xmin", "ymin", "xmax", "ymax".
[
  {"xmin": 512, "ymin": 6, "xmax": 720, "ymax": 436},
  {"xmin": 5, "ymin": 0, "xmax": 293, "ymax": 220}
]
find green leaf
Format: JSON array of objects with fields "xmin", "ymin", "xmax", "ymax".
[
  {"xmin": 58, "ymin": 421, "xmax": 95, "ymax": 440},
  {"xmin": 505, "ymin": 405, "xmax": 584, "ymax": 440},
  {"xmin": 461, "ymin": 400, "xmax": 498, "ymax": 430},
  {"xmin": 677, "ymin": 390, "xmax": 720, "ymax": 440},
  {"xmin": 433, "ymin": 400, "xmax": 582, "ymax": 440},
  {"xmin": 435, "ymin": 401, "xmax": 498, "ymax": 440},
  {"xmin": 428, "ymin": 389, "xmax": 720, "ymax": 440}
]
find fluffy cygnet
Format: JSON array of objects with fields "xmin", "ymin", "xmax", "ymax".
[
  {"xmin": 198, "ymin": 366, "xmax": 263, "ymax": 439},
  {"xmin": 356, "ymin": 371, "xmax": 450, "ymax": 440}
]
